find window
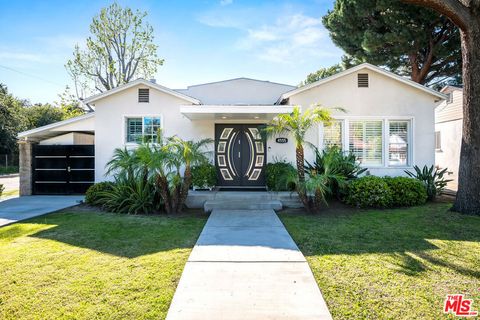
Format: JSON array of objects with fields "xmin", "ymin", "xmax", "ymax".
[
  {"xmin": 323, "ymin": 121, "xmax": 343, "ymax": 149},
  {"xmin": 435, "ymin": 131, "xmax": 442, "ymax": 150},
  {"xmin": 138, "ymin": 88, "xmax": 150, "ymax": 103},
  {"xmin": 389, "ymin": 121, "xmax": 410, "ymax": 166},
  {"xmin": 126, "ymin": 116, "xmax": 161, "ymax": 143},
  {"xmin": 349, "ymin": 120, "xmax": 383, "ymax": 165},
  {"xmin": 358, "ymin": 73, "xmax": 369, "ymax": 88}
]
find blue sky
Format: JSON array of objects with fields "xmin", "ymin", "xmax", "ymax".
[{"xmin": 0, "ymin": 0, "xmax": 343, "ymax": 103}]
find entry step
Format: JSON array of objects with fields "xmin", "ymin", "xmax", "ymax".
[{"xmin": 204, "ymin": 200, "xmax": 282, "ymax": 213}]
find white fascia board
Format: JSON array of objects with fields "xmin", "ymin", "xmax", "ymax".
[
  {"xmin": 83, "ymin": 79, "xmax": 201, "ymax": 104},
  {"xmin": 18, "ymin": 112, "xmax": 95, "ymax": 138},
  {"xmin": 278, "ymin": 63, "xmax": 447, "ymax": 103}
]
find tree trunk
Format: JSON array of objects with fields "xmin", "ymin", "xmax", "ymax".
[
  {"xmin": 156, "ymin": 175, "xmax": 172, "ymax": 214},
  {"xmin": 453, "ymin": 21, "xmax": 480, "ymax": 215},
  {"xmin": 178, "ymin": 165, "xmax": 192, "ymax": 213},
  {"xmin": 295, "ymin": 145, "xmax": 311, "ymax": 211},
  {"xmin": 296, "ymin": 145, "xmax": 305, "ymax": 183}
]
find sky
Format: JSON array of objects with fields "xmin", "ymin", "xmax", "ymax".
[{"xmin": 0, "ymin": 0, "xmax": 343, "ymax": 104}]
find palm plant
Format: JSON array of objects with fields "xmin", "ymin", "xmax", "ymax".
[
  {"xmin": 405, "ymin": 165, "xmax": 453, "ymax": 200},
  {"xmin": 305, "ymin": 146, "xmax": 366, "ymax": 199},
  {"xmin": 168, "ymin": 137, "xmax": 213, "ymax": 209},
  {"xmin": 264, "ymin": 105, "xmax": 342, "ymax": 211}
]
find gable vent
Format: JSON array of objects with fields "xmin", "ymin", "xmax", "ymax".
[
  {"xmin": 357, "ymin": 73, "xmax": 369, "ymax": 88},
  {"xmin": 138, "ymin": 88, "xmax": 150, "ymax": 103}
]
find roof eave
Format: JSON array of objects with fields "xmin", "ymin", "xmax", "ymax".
[
  {"xmin": 83, "ymin": 79, "xmax": 201, "ymax": 105},
  {"xmin": 278, "ymin": 63, "xmax": 447, "ymax": 101}
]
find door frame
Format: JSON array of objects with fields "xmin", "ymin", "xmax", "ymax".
[{"xmin": 214, "ymin": 123, "xmax": 267, "ymax": 187}]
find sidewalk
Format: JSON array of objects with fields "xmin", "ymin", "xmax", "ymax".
[{"xmin": 166, "ymin": 209, "xmax": 332, "ymax": 320}]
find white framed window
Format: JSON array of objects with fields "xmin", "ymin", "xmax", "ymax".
[
  {"xmin": 125, "ymin": 116, "xmax": 162, "ymax": 143},
  {"xmin": 388, "ymin": 120, "xmax": 410, "ymax": 166},
  {"xmin": 323, "ymin": 120, "xmax": 343, "ymax": 149},
  {"xmin": 348, "ymin": 120, "xmax": 383, "ymax": 166}
]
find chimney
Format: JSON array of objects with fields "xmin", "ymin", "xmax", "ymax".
[{"xmin": 149, "ymin": 78, "xmax": 156, "ymax": 84}]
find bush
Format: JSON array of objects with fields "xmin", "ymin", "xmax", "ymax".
[
  {"xmin": 305, "ymin": 147, "xmax": 366, "ymax": 198},
  {"xmin": 85, "ymin": 182, "xmax": 114, "ymax": 205},
  {"xmin": 191, "ymin": 162, "xmax": 217, "ymax": 189},
  {"xmin": 384, "ymin": 176, "xmax": 428, "ymax": 207},
  {"xmin": 344, "ymin": 176, "xmax": 392, "ymax": 208},
  {"xmin": 405, "ymin": 165, "xmax": 452, "ymax": 200},
  {"xmin": 98, "ymin": 177, "xmax": 157, "ymax": 214},
  {"xmin": 266, "ymin": 160, "xmax": 296, "ymax": 191}
]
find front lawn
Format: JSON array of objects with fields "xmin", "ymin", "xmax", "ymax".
[
  {"xmin": 280, "ymin": 202, "xmax": 480, "ymax": 320},
  {"xmin": 0, "ymin": 208, "xmax": 207, "ymax": 319}
]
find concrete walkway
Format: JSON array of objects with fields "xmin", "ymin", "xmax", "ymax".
[
  {"xmin": 0, "ymin": 196, "xmax": 83, "ymax": 227},
  {"xmin": 166, "ymin": 209, "xmax": 332, "ymax": 320}
]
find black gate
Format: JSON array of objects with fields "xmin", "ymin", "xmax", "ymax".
[
  {"xmin": 215, "ymin": 124, "xmax": 266, "ymax": 187},
  {"xmin": 32, "ymin": 145, "xmax": 94, "ymax": 194}
]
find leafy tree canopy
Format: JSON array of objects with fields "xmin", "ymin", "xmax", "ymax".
[
  {"xmin": 0, "ymin": 84, "xmax": 86, "ymax": 156},
  {"xmin": 322, "ymin": 0, "xmax": 461, "ymax": 86},
  {"xmin": 66, "ymin": 2, "xmax": 164, "ymax": 97}
]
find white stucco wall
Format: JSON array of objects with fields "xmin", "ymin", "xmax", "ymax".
[
  {"xmin": 39, "ymin": 132, "xmax": 94, "ymax": 145},
  {"xmin": 285, "ymin": 69, "xmax": 438, "ymax": 176},
  {"xmin": 92, "ymin": 69, "xmax": 439, "ymax": 182},
  {"xmin": 93, "ymin": 84, "xmax": 212, "ymax": 181},
  {"xmin": 435, "ymin": 119, "xmax": 462, "ymax": 189}
]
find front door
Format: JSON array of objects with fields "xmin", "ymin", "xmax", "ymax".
[{"xmin": 215, "ymin": 124, "xmax": 266, "ymax": 187}]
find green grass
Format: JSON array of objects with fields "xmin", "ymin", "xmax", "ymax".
[
  {"xmin": 279, "ymin": 202, "xmax": 480, "ymax": 320},
  {"xmin": 0, "ymin": 166, "xmax": 19, "ymax": 175},
  {"xmin": 0, "ymin": 208, "xmax": 207, "ymax": 319}
]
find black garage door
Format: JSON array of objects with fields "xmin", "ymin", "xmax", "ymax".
[{"xmin": 32, "ymin": 145, "xmax": 94, "ymax": 194}]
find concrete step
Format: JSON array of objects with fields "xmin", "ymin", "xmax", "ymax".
[{"xmin": 204, "ymin": 200, "xmax": 283, "ymax": 213}]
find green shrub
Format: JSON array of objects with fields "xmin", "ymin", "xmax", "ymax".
[
  {"xmin": 85, "ymin": 182, "xmax": 114, "ymax": 205},
  {"xmin": 0, "ymin": 184, "xmax": 4, "ymax": 197},
  {"xmin": 384, "ymin": 176, "xmax": 428, "ymax": 207},
  {"xmin": 266, "ymin": 160, "xmax": 296, "ymax": 191},
  {"xmin": 405, "ymin": 165, "xmax": 452, "ymax": 200},
  {"xmin": 344, "ymin": 176, "xmax": 392, "ymax": 208},
  {"xmin": 305, "ymin": 147, "xmax": 366, "ymax": 198},
  {"xmin": 98, "ymin": 177, "xmax": 156, "ymax": 214},
  {"xmin": 191, "ymin": 162, "xmax": 217, "ymax": 189}
]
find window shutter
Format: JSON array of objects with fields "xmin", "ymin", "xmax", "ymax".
[
  {"xmin": 388, "ymin": 121, "xmax": 409, "ymax": 166},
  {"xmin": 323, "ymin": 121, "xmax": 343, "ymax": 149},
  {"xmin": 349, "ymin": 120, "xmax": 383, "ymax": 165},
  {"xmin": 357, "ymin": 73, "xmax": 369, "ymax": 88},
  {"xmin": 138, "ymin": 88, "xmax": 150, "ymax": 102}
]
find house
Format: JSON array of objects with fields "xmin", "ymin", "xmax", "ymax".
[
  {"xmin": 17, "ymin": 63, "xmax": 446, "ymax": 195},
  {"xmin": 435, "ymin": 86, "xmax": 463, "ymax": 190}
]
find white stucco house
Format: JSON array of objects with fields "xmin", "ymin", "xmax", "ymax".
[
  {"xmin": 435, "ymin": 85, "xmax": 463, "ymax": 190},
  {"xmin": 17, "ymin": 63, "xmax": 446, "ymax": 195}
]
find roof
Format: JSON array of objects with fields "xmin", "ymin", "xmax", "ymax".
[
  {"xmin": 175, "ymin": 77, "xmax": 295, "ymax": 105},
  {"xmin": 440, "ymin": 85, "xmax": 463, "ymax": 93},
  {"xmin": 18, "ymin": 112, "xmax": 95, "ymax": 139},
  {"xmin": 83, "ymin": 78, "xmax": 201, "ymax": 104},
  {"xmin": 277, "ymin": 63, "xmax": 447, "ymax": 103}
]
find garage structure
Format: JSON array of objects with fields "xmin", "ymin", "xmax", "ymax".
[{"xmin": 17, "ymin": 113, "xmax": 95, "ymax": 195}]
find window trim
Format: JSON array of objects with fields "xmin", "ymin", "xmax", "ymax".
[
  {"xmin": 319, "ymin": 116, "xmax": 414, "ymax": 169},
  {"xmin": 123, "ymin": 114, "xmax": 164, "ymax": 145}
]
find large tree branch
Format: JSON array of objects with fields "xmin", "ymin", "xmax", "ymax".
[{"xmin": 402, "ymin": 0, "xmax": 469, "ymax": 30}]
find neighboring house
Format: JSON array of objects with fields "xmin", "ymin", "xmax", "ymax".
[
  {"xmin": 17, "ymin": 63, "xmax": 446, "ymax": 195},
  {"xmin": 435, "ymin": 86, "xmax": 463, "ymax": 191}
]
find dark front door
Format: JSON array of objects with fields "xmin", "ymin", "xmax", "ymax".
[
  {"xmin": 215, "ymin": 124, "xmax": 266, "ymax": 187},
  {"xmin": 32, "ymin": 145, "xmax": 95, "ymax": 194}
]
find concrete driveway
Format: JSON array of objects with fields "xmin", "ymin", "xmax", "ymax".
[
  {"xmin": 167, "ymin": 209, "xmax": 332, "ymax": 320},
  {"xmin": 0, "ymin": 196, "xmax": 84, "ymax": 227}
]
